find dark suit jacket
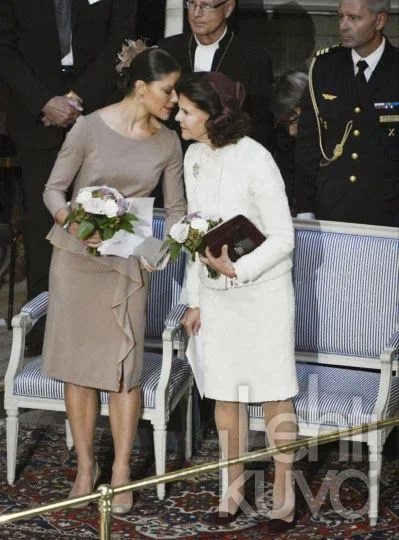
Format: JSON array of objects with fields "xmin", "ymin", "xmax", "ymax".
[
  {"xmin": 295, "ymin": 39, "xmax": 399, "ymax": 226},
  {"xmin": 0, "ymin": 0, "xmax": 137, "ymax": 149},
  {"xmin": 158, "ymin": 30, "xmax": 274, "ymax": 150}
]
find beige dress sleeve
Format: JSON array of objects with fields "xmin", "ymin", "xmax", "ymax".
[
  {"xmin": 43, "ymin": 116, "xmax": 87, "ymax": 218},
  {"xmin": 162, "ymin": 131, "xmax": 186, "ymax": 235}
]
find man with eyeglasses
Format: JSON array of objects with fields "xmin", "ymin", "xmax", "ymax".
[{"xmin": 158, "ymin": 0, "xmax": 273, "ymax": 150}]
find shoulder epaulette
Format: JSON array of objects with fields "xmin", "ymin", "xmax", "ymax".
[{"xmin": 314, "ymin": 43, "xmax": 342, "ymax": 57}]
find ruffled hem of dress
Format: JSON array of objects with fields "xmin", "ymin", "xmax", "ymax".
[{"xmin": 47, "ymin": 227, "xmax": 143, "ymax": 383}]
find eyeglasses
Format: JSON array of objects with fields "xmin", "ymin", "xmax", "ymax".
[{"xmin": 184, "ymin": 0, "xmax": 230, "ymax": 12}]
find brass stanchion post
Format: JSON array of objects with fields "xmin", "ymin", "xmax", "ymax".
[{"xmin": 98, "ymin": 484, "xmax": 113, "ymax": 540}]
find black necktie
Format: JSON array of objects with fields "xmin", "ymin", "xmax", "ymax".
[
  {"xmin": 356, "ymin": 60, "xmax": 368, "ymax": 84},
  {"xmin": 53, "ymin": 0, "xmax": 72, "ymax": 58}
]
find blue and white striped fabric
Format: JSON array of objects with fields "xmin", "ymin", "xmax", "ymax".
[
  {"xmin": 14, "ymin": 352, "xmax": 191, "ymax": 410},
  {"xmin": 20, "ymin": 292, "xmax": 49, "ymax": 321},
  {"xmin": 164, "ymin": 303, "xmax": 188, "ymax": 328},
  {"xmin": 294, "ymin": 230, "xmax": 399, "ymax": 359},
  {"xmin": 248, "ymin": 363, "xmax": 399, "ymax": 426},
  {"xmin": 145, "ymin": 215, "xmax": 186, "ymax": 339}
]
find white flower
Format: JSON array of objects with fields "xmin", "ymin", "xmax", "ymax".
[
  {"xmin": 76, "ymin": 189, "xmax": 93, "ymax": 205},
  {"xmin": 82, "ymin": 197, "xmax": 106, "ymax": 214},
  {"xmin": 170, "ymin": 223, "xmax": 190, "ymax": 243},
  {"xmin": 104, "ymin": 199, "xmax": 119, "ymax": 218},
  {"xmin": 190, "ymin": 217, "xmax": 208, "ymax": 234}
]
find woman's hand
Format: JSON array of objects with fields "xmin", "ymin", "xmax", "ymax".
[
  {"xmin": 181, "ymin": 307, "xmax": 201, "ymax": 336},
  {"xmin": 200, "ymin": 245, "xmax": 237, "ymax": 278},
  {"xmin": 64, "ymin": 220, "xmax": 102, "ymax": 247},
  {"xmin": 139, "ymin": 256, "xmax": 157, "ymax": 272}
]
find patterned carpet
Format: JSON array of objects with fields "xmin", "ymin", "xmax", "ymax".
[{"xmin": 0, "ymin": 423, "xmax": 398, "ymax": 539}]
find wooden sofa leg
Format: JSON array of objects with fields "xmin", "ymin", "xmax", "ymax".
[
  {"xmin": 6, "ymin": 409, "xmax": 19, "ymax": 485},
  {"xmin": 368, "ymin": 440, "xmax": 383, "ymax": 526},
  {"xmin": 153, "ymin": 424, "xmax": 167, "ymax": 500}
]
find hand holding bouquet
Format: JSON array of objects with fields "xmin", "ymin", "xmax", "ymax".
[
  {"xmin": 162, "ymin": 212, "xmax": 222, "ymax": 277},
  {"xmin": 64, "ymin": 186, "xmax": 138, "ymax": 256}
]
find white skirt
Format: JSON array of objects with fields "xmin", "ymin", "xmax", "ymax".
[{"xmin": 188, "ymin": 271, "xmax": 298, "ymax": 403}]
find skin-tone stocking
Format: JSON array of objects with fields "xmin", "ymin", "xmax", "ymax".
[
  {"xmin": 65, "ymin": 382, "xmax": 98, "ymax": 497},
  {"xmin": 263, "ymin": 399, "xmax": 297, "ymax": 522},
  {"xmin": 215, "ymin": 400, "xmax": 248, "ymax": 514},
  {"xmin": 109, "ymin": 382, "xmax": 141, "ymax": 508}
]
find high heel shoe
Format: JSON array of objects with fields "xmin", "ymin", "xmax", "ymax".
[
  {"xmin": 202, "ymin": 506, "xmax": 243, "ymax": 526},
  {"xmin": 111, "ymin": 491, "xmax": 133, "ymax": 515},
  {"xmin": 264, "ymin": 515, "xmax": 297, "ymax": 534},
  {"xmin": 69, "ymin": 461, "xmax": 101, "ymax": 509}
]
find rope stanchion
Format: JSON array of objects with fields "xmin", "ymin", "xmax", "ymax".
[
  {"xmin": 98, "ymin": 484, "xmax": 113, "ymax": 540},
  {"xmin": 0, "ymin": 416, "xmax": 397, "ymax": 540}
]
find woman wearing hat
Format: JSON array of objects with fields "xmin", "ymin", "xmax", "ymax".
[{"xmin": 175, "ymin": 72, "xmax": 298, "ymax": 533}]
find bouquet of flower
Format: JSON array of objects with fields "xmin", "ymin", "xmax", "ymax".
[
  {"xmin": 162, "ymin": 212, "xmax": 223, "ymax": 278},
  {"xmin": 63, "ymin": 186, "xmax": 138, "ymax": 256}
]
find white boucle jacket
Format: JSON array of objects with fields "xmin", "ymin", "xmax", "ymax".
[{"xmin": 182, "ymin": 136, "xmax": 294, "ymax": 307}]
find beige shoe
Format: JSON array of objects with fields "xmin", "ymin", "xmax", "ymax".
[
  {"xmin": 111, "ymin": 490, "xmax": 133, "ymax": 515},
  {"xmin": 69, "ymin": 461, "xmax": 101, "ymax": 509}
]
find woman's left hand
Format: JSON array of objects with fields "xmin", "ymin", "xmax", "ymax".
[
  {"xmin": 140, "ymin": 256, "xmax": 157, "ymax": 272},
  {"xmin": 200, "ymin": 245, "xmax": 236, "ymax": 278}
]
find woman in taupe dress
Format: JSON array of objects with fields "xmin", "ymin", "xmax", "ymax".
[{"xmin": 42, "ymin": 44, "xmax": 185, "ymax": 514}]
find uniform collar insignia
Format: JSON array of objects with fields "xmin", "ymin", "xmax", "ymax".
[{"xmin": 322, "ymin": 93, "xmax": 337, "ymax": 101}]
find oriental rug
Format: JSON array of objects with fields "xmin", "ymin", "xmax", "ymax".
[{"xmin": 0, "ymin": 423, "xmax": 398, "ymax": 539}]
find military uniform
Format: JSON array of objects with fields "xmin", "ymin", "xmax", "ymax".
[{"xmin": 295, "ymin": 39, "xmax": 399, "ymax": 226}]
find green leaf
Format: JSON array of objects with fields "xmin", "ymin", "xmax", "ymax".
[
  {"xmin": 124, "ymin": 213, "xmax": 138, "ymax": 222},
  {"xmin": 169, "ymin": 243, "xmax": 181, "ymax": 261},
  {"xmin": 78, "ymin": 221, "xmax": 95, "ymax": 239},
  {"xmin": 119, "ymin": 221, "xmax": 134, "ymax": 233},
  {"xmin": 101, "ymin": 227, "xmax": 114, "ymax": 240}
]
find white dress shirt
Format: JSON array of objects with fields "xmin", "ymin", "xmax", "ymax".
[{"xmin": 352, "ymin": 37, "xmax": 385, "ymax": 81}]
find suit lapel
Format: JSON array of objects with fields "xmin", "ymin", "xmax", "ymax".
[
  {"xmin": 72, "ymin": 0, "xmax": 81, "ymax": 33},
  {"xmin": 189, "ymin": 33, "xmax": 196, "ymax": 71},
  {"xmin": 367, "ymin": 39, "xmax": 395, "ymax": 96},
  {"xmin": 211, "ymin": 29, "xmax": 233, "ymax": 71}
]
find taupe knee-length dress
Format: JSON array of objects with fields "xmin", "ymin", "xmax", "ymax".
[{"xmin": 42, "ymin": 112, "xmax": 186, "ymax": 391}]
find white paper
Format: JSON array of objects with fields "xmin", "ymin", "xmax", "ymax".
[
  {"xmin": 186, "ymin": 330, "xmax": 205, "ymax": 397},
  {"xmin": 97, "ymin": 197, "xmax": 156, "ymax": 259}
]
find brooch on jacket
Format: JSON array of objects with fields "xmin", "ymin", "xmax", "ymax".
[{"xmin": 193, "ymin": 163, "xmax": 200, "ymax": 178}]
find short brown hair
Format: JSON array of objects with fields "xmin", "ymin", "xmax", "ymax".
[{"xmin": 176, "ymin": 73, "xmax": 251, "ymax": 148}]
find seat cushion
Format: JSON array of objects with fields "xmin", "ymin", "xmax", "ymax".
[
  {"xmin": 13, "ymin": 353, "xmax": 191, "ymax": 410},
  {"xmin": 248, "ymin": 363, "xmax": 399, "ymax": 427}
]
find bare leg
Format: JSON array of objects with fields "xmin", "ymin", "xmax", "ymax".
[
  {"xmin": 65, "ymin": 382, "xmax": 98, "ymax": 498},
  {"xmin": 109, "ymin": 381, "xmax": 141, "ymax": 510},
  {"xmin": 215, "ymin": 400, "xmax": 248, "ymax": 514},
  {"xmin": 263, "ymin": 399, "xmax": 297, "ymax": 522}
]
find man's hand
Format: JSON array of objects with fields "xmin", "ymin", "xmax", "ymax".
[{"xmin": 42, "ymin": 95, "xmax": 83, "ymax": 128}]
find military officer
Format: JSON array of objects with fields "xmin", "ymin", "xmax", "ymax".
[{"xmin": 295, "ymin": 0, "xmax": 398, "ymax": 226}]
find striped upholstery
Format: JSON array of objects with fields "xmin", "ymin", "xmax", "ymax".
[
  {"xmin": 294, "ymin": 230, "xmax": 399, "ymax": 359},
  {"xmin": 14, "ymin": 353, "xmax": 191, "ymax": 410},
  {"xmin": 145, "ymin": 215, "xmax": 186, "ymax": 339},
  {"xmin": 20, "ymin": 291, "xmax": 49, "ymax": 321},
  {"xmin": 248, "ymin": 363, "xmax": 399, "ymax": 426}
]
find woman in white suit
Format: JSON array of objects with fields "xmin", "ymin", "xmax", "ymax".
[{"xmin": 175, "ymin": 72, "xmax": 298, "ymax": 533}]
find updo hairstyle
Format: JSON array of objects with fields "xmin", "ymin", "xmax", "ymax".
[
  {"xmin": 116, "ymin": 40, "xmax": 181, "ymax": 96},
  {"xmin": 175, "ymin": 72, "xmax": 251, "ymax": 148}
]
